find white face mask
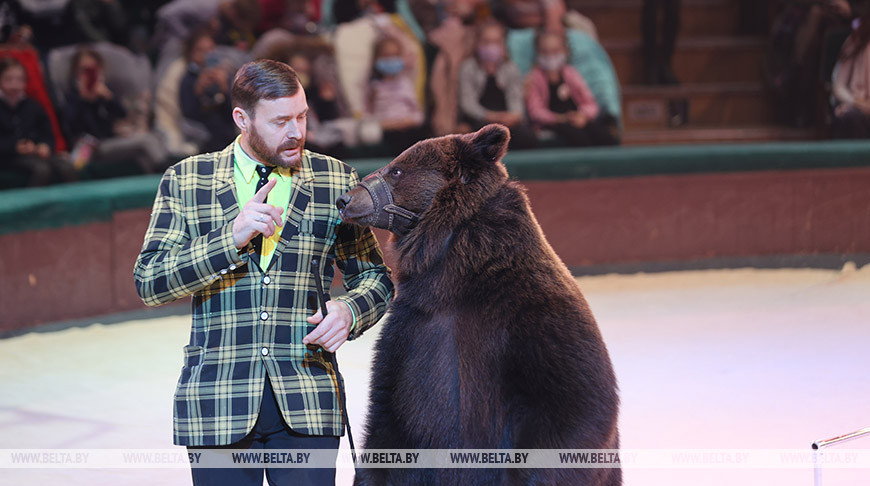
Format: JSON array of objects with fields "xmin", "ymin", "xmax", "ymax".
[{"xmin": 538, "ymin": 53, "xmax": 567, "ymax": 72}]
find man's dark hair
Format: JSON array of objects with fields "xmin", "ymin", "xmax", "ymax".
[{"xmin": 231, "ymin": 59, "xmax": 300, "ymax": 116}]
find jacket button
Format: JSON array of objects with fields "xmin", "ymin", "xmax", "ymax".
[
  {"xmin": 260, "ymin": 311, "xmax": 269, "ymax": 321},
  {"xmin": 229, "ymin": 264, "xmax": 237, "ymax": 271},
  {"xmin": 261, "ymin": 347, "xmax": 269, "ymax": 356},
  {"xmin": 263, "ymin": 276, "xmax": 271, "ymax": 285},
  {"xmin": 220, "ymin": 268, "xmax": 228, "ymax": 275}
]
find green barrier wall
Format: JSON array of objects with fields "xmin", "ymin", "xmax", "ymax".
[
  {"xmin": 2, "ymin": 141, "xmax": 870, "ymax": 331},
  {"xmin": 3, "ymin": 140, "xmax": 870, "ymax": 236}
]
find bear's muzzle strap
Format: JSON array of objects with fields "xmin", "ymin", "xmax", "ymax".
[{"xmin": 359, "ymin": 173, "xmax": 420, "ymax": 235}]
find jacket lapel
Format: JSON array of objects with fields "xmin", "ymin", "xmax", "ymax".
[
  {"xmin": 268, "ymin": 151, "xmax": 314, "ymax": 270},
  {"xmin": 214, "ymin": 144, "xmax": 240, "ymax": 223}
]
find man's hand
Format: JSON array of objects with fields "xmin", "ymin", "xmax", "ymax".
[
  {"xmin": 304, "ymin": 300, "xmax": 353, "ymax": 353},
  {"xmin": 232, "ymin": 177, "xmax": 284, "ymax": 249}
]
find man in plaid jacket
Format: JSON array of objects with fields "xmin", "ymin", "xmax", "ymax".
[{"xmin": 134, "ymin": 59, "xmax": 393, "ymax": 485}]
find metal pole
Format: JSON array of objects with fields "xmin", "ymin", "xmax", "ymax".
[
  {"xmin": 812, "ymin": 427, "xmax": 870, "ymax": 450},
  {"xmin": 811, "ymin": 426, "xmax": 870, "ymax": 486}
]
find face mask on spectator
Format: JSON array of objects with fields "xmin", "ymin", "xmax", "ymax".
[
  {"xmin": 375, "ymin": 57, "xmax": 405, "ymax": 76},
  {"xmin": 538, "ymin": 53, "xmax": 567, "ymax": 72},
  {"xmin": 477, "ymin": 44, "xmax": 504, "ymax": 63}
]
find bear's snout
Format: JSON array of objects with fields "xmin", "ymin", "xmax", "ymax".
[
  {"xmin": 336, "ymin": 186, "xmax": 375, "ymax": 224},
  {"xmin": 335, "ymin": 193, "xmax": 351, "ymax": 212}
]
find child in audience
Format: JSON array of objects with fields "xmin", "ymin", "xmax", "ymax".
[
  {"xmin": 0, "ymin": 57, "xmax": 76, "ymax": 186},
  {"xmin": 458, "ymin": 19, "xmax": 536, "ymax": 148},
  {"xmin": 366, "ymin": 35, "xmax": 426, "ymax": 155},
  {"xmin": 526, "ymin": 30, "xmax": 618, "ymax": 146}
]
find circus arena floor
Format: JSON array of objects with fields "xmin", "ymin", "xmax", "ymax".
[{"xmin": 2, "ymin": 266, "xmax": 869, "ymax": 485}]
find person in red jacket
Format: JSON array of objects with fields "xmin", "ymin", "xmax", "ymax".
[{"xmin": 0, "ymin": 56, "xmax": 75, "ymax": 186}]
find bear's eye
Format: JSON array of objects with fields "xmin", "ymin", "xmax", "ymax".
[{"xmin": 389, "ymin": 167, "xmax": 403, "ymax": 177}]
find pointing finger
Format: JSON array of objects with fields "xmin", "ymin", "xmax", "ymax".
[{"xmin": 251, "ymin": 177, "xmax": 278, "ymax": 203}]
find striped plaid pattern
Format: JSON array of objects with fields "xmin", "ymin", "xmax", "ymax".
[{"xmin": 134, "ymin": 144, "xmax": 393, "ymax": 446}]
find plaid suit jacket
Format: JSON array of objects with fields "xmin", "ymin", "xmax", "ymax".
[{"xmin": 134, "ymin": 144, "xmax": 393, "ymax": 446}]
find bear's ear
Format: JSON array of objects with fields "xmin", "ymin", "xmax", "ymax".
[{"xmin": 462, "ymin": 124, "xmax": 510, "ymax": 167}]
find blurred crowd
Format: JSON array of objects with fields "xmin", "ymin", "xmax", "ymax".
[
  {"xmin": 0, "ymin": 0, "xmax": 623, "ymax": 188},
  {"xmin": 6, "ymin": 0, "xmax": 870, "ymax": 189},
  {"xmin": 763, "ymin": 0, "xmax": 870, "ymax": 137}
]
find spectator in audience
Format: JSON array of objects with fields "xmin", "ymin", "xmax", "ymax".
[
  {"xmin": 526, "ymin": 30, "xmax": 618, "ymax": 146},
  {"xmin": 179, "ymin": 28, "xmax": 238, "ymax": 152},
  {"xmin": 832, "ymin": 8, "xmax": 870, "ymax": 138},
  {"xmin": 288, "ymin": 52, "xmax": 348, "ymax": 155},
  {"xmin": 331, "ymin": 0, "xmax": 428, "ymax": 119},
  {"xmin": 73, "ymin": 0, "xmax": 130, "ymax": 47},
  {"xmin": 493, "ymin": 0, "xmax": 598, "ymax": 39},
  {"xmin": 458, "ymin": 19, "xmax": 536, "ymax": 148},
  {"xmin": 765, "ymin": 0, "xmax": 853, "ymax": 127},
  {"xmin": 16, "ymin": 0, "xmax": 129, "ymax": 52},
  {"xmin": 428, "ymin": 0, "xmax": 481, "ymax": 136},
  {"xmin": 64, "ymin": 47, "xmax": 167, "ymax": 173},
  {"xmin": 212, "ymin": 0, "xmax": 261, "ymax": 50},
  {"xmin": 120, "ymin": 0, "xmax": 170, "ymax": 55},
  {"xmin": 366, "ymin": 35, "xmax": 427, "ymax": 154},
  {"xmin": 0, "ymin": 1, "xmax": 24, "ymax": 44},
  {"xmin": 288, "ymin": 50, "xmax": 347, "ymax": 124},
  {"xmin": 642, "ymin": 0, "xmax": 682, "ymax": 85},
  {"xmin": 0, "ymin": 57, "xmax": 76, "ymax": 186}
]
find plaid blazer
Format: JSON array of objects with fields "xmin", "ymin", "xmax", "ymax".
[{"xmin": 134, "ymin": 144, "xmax": 393, "ymax": 446}]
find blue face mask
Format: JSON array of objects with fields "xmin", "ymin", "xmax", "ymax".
[{"xmin": 375, "ymin": 57, "xmax": 405, "ymax": 76}]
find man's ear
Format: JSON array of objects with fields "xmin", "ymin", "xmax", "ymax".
[
  {"xmin": 463, "ymin": 123, "xmax": 510, "ymax": 167},
  {"xmin": 232, "ymin": 106, "xmax": 250, "ymax": 132}
]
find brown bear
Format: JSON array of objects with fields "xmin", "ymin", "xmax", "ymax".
[{"xmin": 337, "ymin": 124, "xmax": 620, "ymax": 485}]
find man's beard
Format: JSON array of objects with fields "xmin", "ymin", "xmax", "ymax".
[{"xmin": 248, "ymin": 125, "xmax": 305, "ymax": 169}]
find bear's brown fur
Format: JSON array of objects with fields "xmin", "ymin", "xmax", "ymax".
[{"xmin": 338, "ymin": 124, "xmax": 620, "ymax": 485}]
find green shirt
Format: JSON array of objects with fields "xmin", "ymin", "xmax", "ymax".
[
  {"xmin": 232, "ymin": 136, "xmax": 292, "ymax": 271},
  {"xmin": 232, "ymin": 136, "xmax": 356, "ymax": 330}
]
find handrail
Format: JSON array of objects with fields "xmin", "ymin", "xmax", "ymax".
[
  {"xmin": 812, "ymin": 426, "xmax": 870, "ymax": 486},
  {"xmin": 813, "ymin": 427, "xmax": 870, "ymax": 450}
]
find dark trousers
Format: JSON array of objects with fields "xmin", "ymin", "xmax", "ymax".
[
  {"xmin": 187, "ymin": 376, "xmax": 340, "ymax": 486},
  {"xmin": 7, "ymin": 154, "xmax": 77, "ymax": 187},
  {"xmin": 467, "ymin": 119, "xmax": 538, "ymax": 150},
  {"xmin": 832, "ymin": 107, "xmax": 870, "ymax": 139},
  {"xmin": 383, "ymin": 125, "xmax": 430, "ymax": 157},
  {"xmin": 642, "ymin": 0, "xmax": 682, "ymax": 68},
  {"xmin": 548, "ymin": 115, "xmax": 621, "ymax": 147}
]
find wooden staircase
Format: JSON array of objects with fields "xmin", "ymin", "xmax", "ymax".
[{"xmin": 570, "ymin": 0, "xmax": 818, "ymax": 145}]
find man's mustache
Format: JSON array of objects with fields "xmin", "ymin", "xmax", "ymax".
[{"xmin": 279, "ymin": 139, "xmax": 302, "ymax": 151}]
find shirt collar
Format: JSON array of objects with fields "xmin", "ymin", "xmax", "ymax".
[{"xmin": 233, "ymin": 135, "xmax": 293, "ymax": 183}]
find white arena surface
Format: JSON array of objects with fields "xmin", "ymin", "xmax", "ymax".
[{"xmin": 2, "ymin": 266, "xmax": 869, "ymax": 485}]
